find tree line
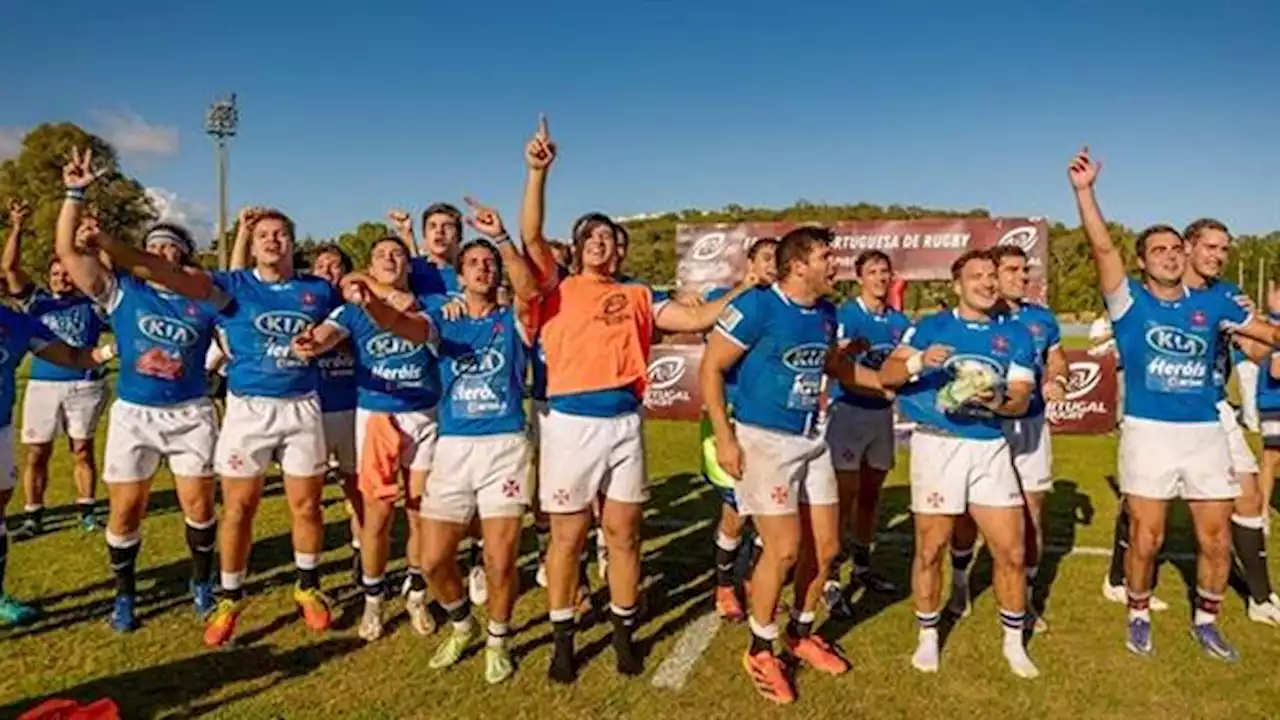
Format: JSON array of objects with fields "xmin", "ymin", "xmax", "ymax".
[{"xmin": 4, "ymin": 123, "xmax": 1277, "ymax": 315}]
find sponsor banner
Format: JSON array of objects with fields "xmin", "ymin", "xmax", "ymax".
[
  {"xmin": 643, "ymin": 344, "xmax": 705, "ymax": 421},
  {"xmin": 1046, "ymin": 349, "xmax": 1118, "ymax": 434},
  {"xmin": 676, "ymin": 218, "xmax": 1049, "ymax": 303}
]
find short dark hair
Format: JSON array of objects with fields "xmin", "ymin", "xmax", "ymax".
[
  {"xmin": 950, "ymin": 248, "xmax": 993, "ymax": 280},
  {"xmin": 777, "ymin": 226, "xmax": 832, "ymax": 279},
  {"xmin": 1135, "ymin": 224, "xmax": 1183, "ymax": 257},
  {"xmin": 854, "ymin": 249, "xmax": 891, "ymax": 276},
  {"xmin": 309, "ymin": 243, "xmax": 354, "ymax": 274},
  {"xmin": 1183, "ymin": 218, "xmax": 1231, "ymax": 245},
  {"xmin": 455, "ymin": 238, "xmax": 502, "ymax": 277},
  {"xmin": 421, "ymin": 202, "xmax": 462, "ymax": 232},
  {"xmin": 747, "ymin": 237, "xmax": 778, "ymax": 261},
  {"xmin": 987, "ymin": 244, "xmax": 1027, "ymax": 265}
]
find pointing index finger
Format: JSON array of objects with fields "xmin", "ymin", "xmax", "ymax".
[{"xmin": 537, "ymin": 113, "xmax": 549, "ymax": 139}]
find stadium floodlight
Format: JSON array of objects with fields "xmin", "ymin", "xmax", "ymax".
[{"xmin": 205, "ymin": 94, "xmax": 239, "ymax": 269}]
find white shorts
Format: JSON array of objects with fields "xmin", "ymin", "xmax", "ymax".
[
  {"xmin": 0, "ymin": 426, "xmax": 16, "ymax": 492},
  {"xmin": 21, "ymin": 379, "xmax": 107, "ymax": 444},
  {"xmin": 104, "ymin": 398, "xmax": 217, "ymax": 482},
  {"xmin": 909, "ymin": 431, "xmax": 1024, "ymax": 515},
  {"xmin": 1119, "ymin": 416, "xmax": 1239, "ymax": 501},
  {"xmin": 539, "ymin": 410, "xmax": 647, "ymax": 513},
  {"xmin": 355, "ymin": 407, "xmax": 438, "ymax": 473},
  {"xmin": 826, "ymin": 402, "xmax": 895, "ymax": 472},
  {"xmin": 322, "ymin": 410, "xmax": 357, "ymax": 474},
  {"xmin": 1217, "ymin": 400, "xmax": 1259, "ymax": 476},
  {"xmin": 735, "ymin": 422, "xmax": 838, "ymax": 517},
  {"xmin": 215, "ymin": 393, "xmax": 327, "ymax": 478},
  {"xmin": 1004, "ymin": 413, "xmax": 1053, "ymax": 492},
  {"xmin": 423, "ymin": 433, "xmax": 530, "ymax": 523}
]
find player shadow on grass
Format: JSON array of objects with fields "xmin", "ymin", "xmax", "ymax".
[
  {"xmin": 3, "ymin": 514, "xmax": 354, "ymax": 643},
  {"xmin": 822, "ymin": 484, "xmax": 914, "ymax": 645},
  {"xmin": 1, "ymin": 637, "xmax": 364, "ymax": 719},
  {"xmin": 505, "ymin": 472, "xmax": 720, "ymax": 673}
]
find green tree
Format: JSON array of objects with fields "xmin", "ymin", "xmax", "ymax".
[
  {"xmin": 329, "ymin": 221, "xmax": 393, "ymax": 270},
  {"xmin": 0, "ymin": 123, "xmax": 155, "ymax": 272}
]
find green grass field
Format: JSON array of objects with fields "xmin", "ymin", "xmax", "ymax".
[{"xmin": 4, "ymin": 346, "xmax": 1280, "ymax": 719}]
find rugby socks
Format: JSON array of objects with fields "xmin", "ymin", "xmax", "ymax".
[
  {"xmin": 1025, "ymin": 565, "xmax": 1039, "ymax": 608},
  {"xmin": 549, "ymin": 607, "xmax": 577, "ymax": 683},
  {"xmin": 23, "ymin": 504, "xmax": 43, "ymax": 532},
  {"xmin": 913, "ymin": 611, "xmax": 941, "ymax": 670},
  {"xmin": 295, "ymin": 552, "xmax": 320, "ymax": 591},
  {"xmin": 998, "ymin": 607, "xmax": 1025, "ymax": 644},
  {"xmin": 184, "ymin": 517, "xmax": 216, "ymax": 584},
  {"xmin": 714, "ymin": 531, "xmax": 741, "ymax": 588},
  {"xmin": 1230, "ymin": 514, "xmax": 1272, "ymax": 604},
  {"xmin": 220, "ymin": 571, "xmax": 246, "ymax": 601},
  {"xmin": 951, "ymin": 546, "xmax": 974, "ymax": 575},
  {"xmin": 106, "ymin": 531, "xmax": 141, "ymax": 596},
  {"xmin": 787, "ymin": 609, "xmax": 816, "ymax": 639},
  {"xmin": 748, "ymin": 615, "xmax": 778, "ymax": 655},
  {"xmin": 1108, "ymin": 506, "xmax": 1130, "ymax": 587},
  {"xmin": 443, "ymin": 597, "xmax": 474, "ymax": 633},
  {"xmin": 999, "ymin": 607, "xmax": 1039, "ymax": 678},
  {"xmin": 1127, "ymin": 589, "xmax": 1152, "ymax": 622},
  {"xmin": 406, "ymin": 566, "xmax": 428, "ymax": 593},
  {"xmin": 852, "ymin": 541, "xmax": 873, "ymax": 577},
  {"xmin": 487, "ymin": 620, "xmax": 510, "ymax": 649},
  {"xmin": 362, "ymin": 574, "xmax": 387, "ymax": 599},
  {"xmin": 610, "ymin": 603, "xmax": 642, "ymax": 675},
  {"xmin": 76, "ymin": 498, "xmax": 96, "ymax": 522},
  {"xmin": 1194, "ymin": 587, "xmax": 1223, "ymax": 626}
]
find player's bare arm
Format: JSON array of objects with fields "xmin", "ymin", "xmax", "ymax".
[
  {"xmin": 1069, "ymin": 147, "xmax": 1126, "ymax": 295},
  {"xmin": 655, "ymin": 284, "xmax": 750, "ymax": 334},
  {"xmin": 824, "ymin": 339, "xmax": 885, "ymax": 394},
  {"xmin": 2, "ymin": 199, "xmax": 32, "ymax": 295},
  {"xmin": 880, "ymin": 344, "xmax": 952, "ymax": 389},
  {"xmin": 33, "ymin": 338, "xmax": 105, "ymax": 371},
  {"xmin": 55, "ymin": 148, "xmax": 116, "ymax": 301},
  {"xmin": 1043, "ymin": 344, "xmax": 1070, "ymax": 403},
  {"xmin": 700, "ymin": 329, "xmax": 747, "ymax": 479},
  {"xmin": 464, "ymin": 197, "xmax": 540, "ymax": 339},
  {"xmin": 340, "ymin": 276, "xmax": 436, "ymax": 346},
  {"xmin": 519, "ymin": 114, "xmax": 560, "ymax": 287},
  {"xmin": 230, "ymin": 206, "xmax": 269, "ymax": 270}
]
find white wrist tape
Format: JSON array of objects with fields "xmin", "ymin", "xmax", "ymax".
[{"xmin": 905, "ymin": 351, "xmax": 924, "ymax": 377}]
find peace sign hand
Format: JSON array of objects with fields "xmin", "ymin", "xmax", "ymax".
[
  {"xmin": 387, "ymin": 209, "xmax": 413, "ymax": 236},
  {"xmin": 63, "ymin": 146, "xmax": 109, "ymax": 190},
  {"xmin": 462, "ymin": 196, "xmax": 506, "ymax": 239},
  {"xmin": 525, "ymin": 114, "xmax": 557, "ymax": 171}
]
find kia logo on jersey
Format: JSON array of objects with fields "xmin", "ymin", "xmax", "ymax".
[
  {"xmin": 782, "ymin": 343, "xmax": 828, "ymax": 372},
  {"xmin": 138, "ymin": 314, "xmax": 199, "ymax": 348},
  {"xmin": 366, "ymin": 332, "xmax": 420, "ymax": 359},
  {"xmin": 253, "ymin": 311, "xmax": 313, "ymax": 339},
  {"xmin": 1145, "ymin": 325, "xmax": 1207, "ymax": 357},
  {"xmin": 452, "ymin": 348, "xmax": 505, "ymax": 378},
  {"xmin": 647, "ymin": 355, "xmax": 686, "ymax": 390},
  {"xmin": 1064, "ymin": 361, "xmax": 1102, "ymax": 400}
]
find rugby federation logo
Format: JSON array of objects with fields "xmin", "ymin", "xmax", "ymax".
[
  {"xmin": 1064, "ymin": 361, "xmax": 1102, "ymax": 401},
  {"xmin": 647, "ymin": 355, "xmax": 687, "ymax": 391},
  {"xmin": 689, "ymin": 232, "xmax": 729, "ymax": 262},
  {"xmin": 997, "ymin": 226, "xmax": 1038, "ymax": 253}
]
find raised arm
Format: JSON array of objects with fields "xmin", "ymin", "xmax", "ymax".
[
  {"xmin": 699, "ymin": 329, "xmax": 748, "ymax": 479},
  {"xmin": 1068, "ymin": 148, "xmax": 1126, "ymax": 297},
  {"xmin": 655, "ymin": 283, "xmax": 752, "ymax": 334},
  {"xmin": 388, "ymin": 209, "xmax": 419, "ymax": 257},
  {"xmin": 94, "ymin": 233, "xmax": 221, "ymax": 303},
  {"xmin": 230, "ymin": 206, "xmax": 267, "ymax": 270},
  {"xmin": 339, "ymin": 277, "xmax": 437, "ymax": 345},
  {"xmin": 55, "ymin": 149, "xmax": 116, "ymax": 301},
  {"xmin": 3, "ymin": 199, "xmax": 32, "ymax": 295},
  {"xmin": 520, "ymin": 115, "xmax": 560, "ymax": 286}
]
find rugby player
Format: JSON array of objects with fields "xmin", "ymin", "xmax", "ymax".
[
  {"xmin": 87, "ymin": 188, "xmax": 340, "ymax": 646},
  {"xmin": 1070, "ymin": 148, "xmax": 1280, "ymax": 659},
  {"xmin": 3, "ymin": 198, "xmax": 107, "ymax": 537},
  {"xmin": 54, "ymin": 156, "xmax": 224, "ymax": 631},
  {"xmin": 520, "ymin": 115, "xmax": 744, "ymax": 683},
  {"xmin": 823, "ymin": 249, "xmax": 910, "ymax": 616},
  {"xmin": 881, "ymin": 248, "xmax": 1040, "ymax": 679}
]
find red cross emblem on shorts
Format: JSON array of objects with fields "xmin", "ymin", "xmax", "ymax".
[
  {"xmin": 770, "ymin": 486, "xmax": 789, "ymax": 506},
  {"xmin": 553, "ymin": 488, "xmax": 571, "ymax": 506},
  {"xmin": 502, "ymin": 477, "xmax": 521, "ymax": 499},
  {"xmin": 842, "ymin": 447, "xmax": 855, "ymax": 461},
  {"xmin": 228, "ymin": 454, "xmax": 245, "ymax": 473},
  {"xmin": 926, "ymin": 492, "xmax": 944, "ymax": 508}
]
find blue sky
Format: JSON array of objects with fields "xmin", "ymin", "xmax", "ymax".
[{"xmin": 2, "ymin": 0, "xmax": 1278, "ymax": 245}]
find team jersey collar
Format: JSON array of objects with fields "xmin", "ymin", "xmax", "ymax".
[
  {"xmin": 856, "ymin": 295, "xmax": 890, "ymax": 318},
  {"xmin": 253, "ymin": 267, "xmax": 293, "ymax": 288},
  {"xmin": 952, "ymin": 308, "xmax": 994, "ymax": 330},
  {"xmin": 771, "ymin": 283, "xmax": 820, "ymax": 311}
]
